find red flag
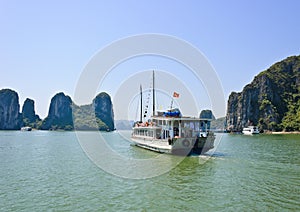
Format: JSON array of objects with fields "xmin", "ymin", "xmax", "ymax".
[{"xmin": 173, "ymin": 92, "xmax": 179, "ymax": 98}]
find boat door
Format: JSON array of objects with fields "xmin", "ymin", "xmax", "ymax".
[{"xmin": 163, "ymin": 130, "xmax": 170, "ymax": 139}]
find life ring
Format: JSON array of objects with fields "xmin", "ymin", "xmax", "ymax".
[{"xmin": 182, "ymin": 139, "xmax": 190, "ymax": 147}]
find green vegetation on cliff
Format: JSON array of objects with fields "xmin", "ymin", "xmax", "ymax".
[
  {"xmin": 73, "ymin": 104, "xmax": 110, "ymax": 130},
  {"xmin": 73, "ymin": 92, "xmax": 115, "ymax": 131},
  {"xmin": 42, "ymin": 92, "xmax": 115, "ymax": 131},
  {"xmin": 281, "ymin": 98, "xmax": 300, "ymax": 131},
  {"xmin": 258, "ymin": 56, "xmax": 300, "ymax": 131}
]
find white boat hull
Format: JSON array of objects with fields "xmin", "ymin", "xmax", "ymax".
[
  {"xmin": 131, "ymin": 137, "xmax": 172, "ymax": 154},
  {"xmin": 131, "ymin": 134, "xmax": 215, "ymax": 155}
]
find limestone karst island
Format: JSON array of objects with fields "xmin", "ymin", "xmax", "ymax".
[
  {"xmin": 226, "ymin": 55, "xmax": 300, "ymax": 133},
  {"xmin": 0, "ymin": 90, "xmax": 115, "ymax": 131},
  {"xmin": 0, "ymin": 55, "xmax": 299, "ymax": 133}
]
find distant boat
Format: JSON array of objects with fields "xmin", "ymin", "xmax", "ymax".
[
  {"xmin": 130, "ymin": 71, "xmax": 215, "ymax": 155},
  {"xmin": 21, "ymin": 126, "xmax": 32, "ymax": 131},
  {"xmin": 242, "ymin": 126, "xmax": 259, "ymax": 135}
]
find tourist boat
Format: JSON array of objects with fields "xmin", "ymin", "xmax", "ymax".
[
  {"xmin": 130, "ymin": 71, "xmax": 215, "ymax": 155},
  {"xmin": 242, "ymin": 126, "xmax": 259, "ymax": 135}
]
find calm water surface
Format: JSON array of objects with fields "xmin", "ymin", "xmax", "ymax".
[{"xmin": 0, "ymin": 131, "xmax": 299, "ymax": 211}]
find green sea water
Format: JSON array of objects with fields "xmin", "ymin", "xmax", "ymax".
[{"xmin": 0, "ymin": 131, "xmax": 299, "ymax": 211}]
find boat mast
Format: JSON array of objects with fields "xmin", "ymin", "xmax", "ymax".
[
  {"xmin": 170, "ymin": 98, "xmax": 174, "ymax": 110},
  {"xmin": 140, "ymin": 84, "xmax": 142, "ymax": 123},
  {"xmin": 152, "ymin": 70, "xmax": 155, "ymax": 116}
]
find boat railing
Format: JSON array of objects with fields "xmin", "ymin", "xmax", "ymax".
[{"xmin": 134, "ymin": 121, "xmax": 157, "ymax": 128}]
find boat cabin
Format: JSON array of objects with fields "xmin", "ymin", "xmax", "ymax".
[{"xmin": 132, "ymin": 116, "xmax": 212, "ymax": 140}]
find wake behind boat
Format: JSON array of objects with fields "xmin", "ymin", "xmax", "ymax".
[{"xmin": 130, "ymin": 71, "xmax": 215, "ymax": 155}]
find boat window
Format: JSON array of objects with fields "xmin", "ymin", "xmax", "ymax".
[
  {"xmin": 173, "ymin": 127, "xmax": 179, "ymax": 137},
  {"xmin": 162, "ymin": 130, "xmax": 170, "ymax": 139},
  {"xmin": 165, "ymin": 130, "xmax": 169, "ymax": 138},
  {"xmin": 174, "ymin": 120, "xmax": 179, "ymax": 128},
  {"xmin": 190, "ymin": 122, "xmax": 195, "ymax": 129},
  {"xmin": 184, "ymin": 121, "xmax": 193, "ymax": 129},
  {"xmin": 184, "ymin": 122, "xmax": 188, "ymax": 128},
  {"xmin": 156, "ymin": 129, "xmax": 162, "ymax": 139},
  {"xmin": 195, "ymin": 122, "xmax": 200, "ymax": 131}
]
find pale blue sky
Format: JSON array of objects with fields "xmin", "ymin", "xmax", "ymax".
[{"xmin": 1, "ymin": 0, "xmax": 299, "ymax": 118}]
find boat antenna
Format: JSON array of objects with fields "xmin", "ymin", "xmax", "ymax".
[
  {"xmin": 152, "ymin": 70, "xmax": 155, "ymax": 116},
  {"xmin": 140, "ymin": 84, "xmax": 142, "ymax": 123}
]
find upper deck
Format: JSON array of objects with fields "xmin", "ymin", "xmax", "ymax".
[{"xmin": 151, "ymin": 115, "xmax": 212, "ymax": 122}]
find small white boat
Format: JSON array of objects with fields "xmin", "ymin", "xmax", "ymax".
[
  {"xmin": 21, "ymin": 126, "xmax": 32, "ymax": 131},
  {"xmin": 242, "ymin": 126, "xmax": 259, "ymax": 135}
]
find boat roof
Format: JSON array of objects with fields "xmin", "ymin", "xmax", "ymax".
[
  {"xmin": 151, "ymin": 115, "xmax": 212, "ymax": 122},
  {"xmin": 243, "ymin": 126, "xmax": 258, "ymax": 128},
  {"xmin": 133, "ymin": 126, "xmax": 161, "ymax": 130}
]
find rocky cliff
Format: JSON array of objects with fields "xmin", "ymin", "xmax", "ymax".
[
  {"xmin": 0, "ymin": 89, "xmax": 115, "ymax": 131},
  {"xmin": 226, "ymin": 55, "xmax": 300, "ymax": 132},
  {"xmin": 199, "ymin": 109, "xmax": 215, "ymax": 120},
  {"xmin": 22, "ymin": 98, "xmax": 41, "ymax": 128},
  {"xmin": 41, "ymin": 92, "xmax": 74, "ymax": 130},
  {"xmin": 93, "ymin": 92, "xmax": 115, "ymax": 131},
  {"xmin": 0, "ymin": 89, "xmax": 22, "ymax": 130}
]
